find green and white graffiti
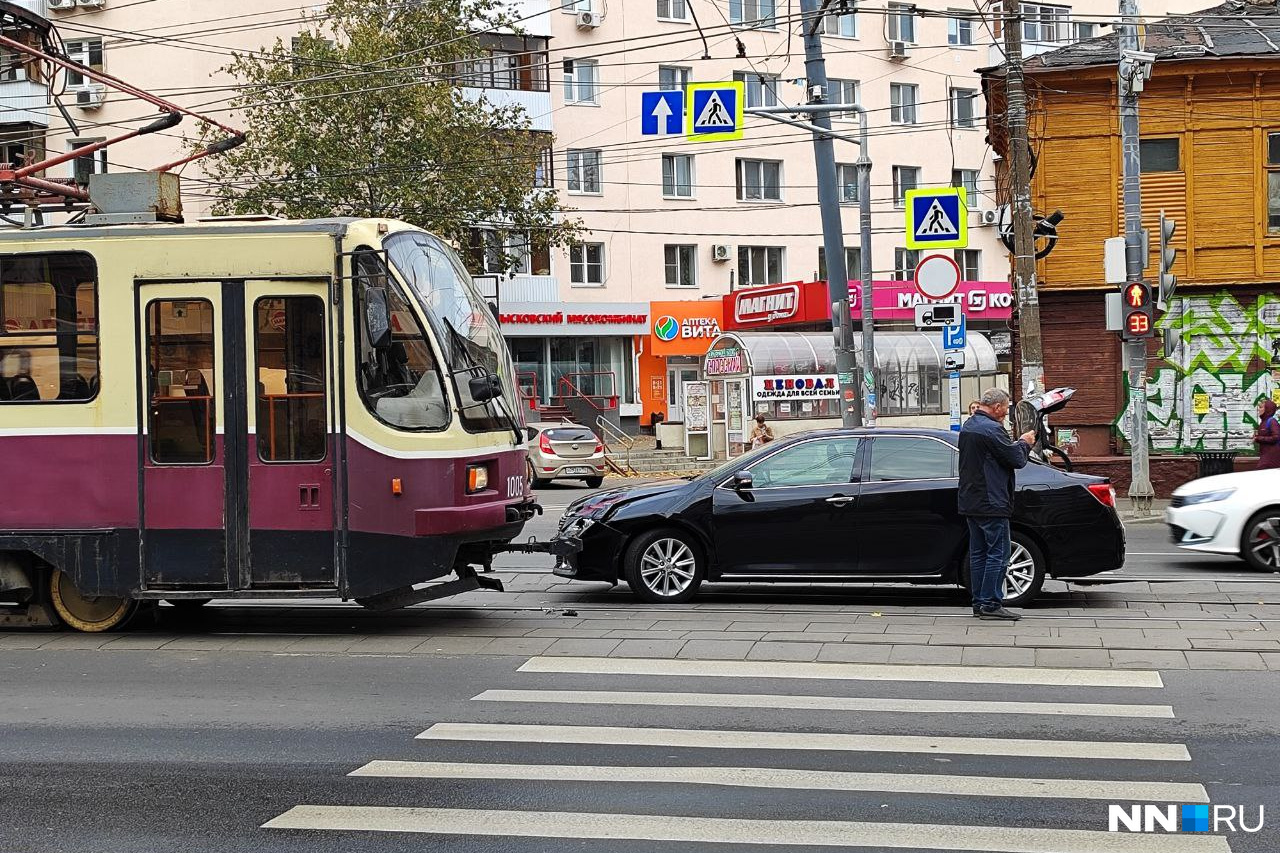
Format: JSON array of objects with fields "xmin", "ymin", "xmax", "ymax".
[{"xmin": 1116, "ymin": 292, "xmax": 1279, "ymax": 452}]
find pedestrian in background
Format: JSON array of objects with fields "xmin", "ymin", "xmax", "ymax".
[
  {"xmin": 958, "ymin": 388, "xmax": 1036, "ymax": 621},
  {"xmin": 967, "ymin": 400, "xmax": 981, "ymax": 418},
  {"xmin": 749, "ymin": 413, "xmax": 774, "ymax": 449},
  {"xmin": 1255, "ymin": 398, "xmax": 1280, "ymax": 469}
]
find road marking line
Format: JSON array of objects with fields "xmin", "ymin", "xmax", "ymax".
[
  {"xmin": 416, "ymin": 723, "xmax": 1190, "ymax": 761},
  {"xmin": 473, "ymin": 688, "xmax": 1176, "ymax": 719},
  {"xmin": 519, "ymin": 656, "xmax": 1165, "ymax": 689},
  {"xmin": 350, "ymin": 760, "xmax": 1208, "ymax": 802},
  {"xmin": 262, "ymin": 806, "xmax": 1230, "ymax": 851}
]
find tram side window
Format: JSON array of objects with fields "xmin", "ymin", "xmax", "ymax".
[
  {"xmin": 0, "ymin": 252, "xmax": 98, "ymax": 403},
  {"xmin": 146, "ymin": 299, "xmax": 215, "ymax": 464},
  {"xmin": 254, "ymin": 296, "xmax": 326, "ymax": 462},
  {"xmin": 353, "ymin": 251, "xmax": 448, "ymax": 430}
]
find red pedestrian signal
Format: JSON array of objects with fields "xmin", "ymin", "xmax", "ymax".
[
  {"xmin": 1120, "ymin": 281, "xmax": 1154, "ymax": 340},
  {"xmin": 1125, "ymin": 282, "xmax": 1148, "ymax": 308}
]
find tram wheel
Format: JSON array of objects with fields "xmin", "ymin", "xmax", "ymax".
[{"xmin": 48, "ymin": 569, "xmax": 139, "ymax": 633}]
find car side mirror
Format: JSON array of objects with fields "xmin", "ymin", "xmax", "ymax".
[
  {"xmin": 363, "ymin": 286, "xmax": 392, "ymax": 350},
  {"xmin": 732, "ymin": 471, "xmax": 753, "ymax": 491},
  {"xmin": 469, "ymin": 372, "xmax": 502, "ymax": 402}
]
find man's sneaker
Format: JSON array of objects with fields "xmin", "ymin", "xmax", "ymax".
[
  {"xmin": 972, "ymin": 607, "xmax": 983, "ymax": 617},
  {"xmin": 978, "ymin": 607, "xmax": 1021, "ymax": 621}
]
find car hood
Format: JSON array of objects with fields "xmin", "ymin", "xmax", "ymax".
[
  {"xmin": 564, "ymin": 479, "xmax": 690, "ymax": 517},
  {"xmin": 1174, "ymin": 468, "xmax": 1280, "ymax": 496}
]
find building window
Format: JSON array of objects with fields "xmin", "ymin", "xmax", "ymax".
[
  {"xmin": 821, "ymin": 10, "xmax": 857, "ymax": 36},
  {"xmin": 1073, "ymin": 21, "xmax": 1099, "ymax": 40},
  {"xmin": 0, "ymin": 252, "xmax": 98, "ymax": 405},
  {"xmin": 657, "ymin": 0, "xmax": 688, "ymax": 20},
  {"xmin": 65, "ymin": 38, "xmax": 103, "ymax": 87},
  {"xmin": 1268, "ymin": 132, "xmax": 1280, "ymax": 232},
  {"xmin": 951, "ymin": 168, "xmax": 979, "ymax": 208},
  {"xmin": 658, "ymin": 65, "xmax": 690, "ymax": 91},
  {"xmin": 534, "ymin": 143, "xmax": 554, "ymax": 188},
  {"xmin": 729, "ymin": 0, "xmax": 777, "ymax": 28},
  {"xmin": 955, "ymin": 249, "xmax": 981, "ymax": 280},
  {"xmin": 888, "ymin": 3, "xmax": 916, "ymax": 42},
  {"xmin": 837, "ymin": 163, "xmax": 860, "ymax": 204},
  {"xmin": 569, "ymin": 242, "xmax": 606, "ymax": 285},
  {"xmin": 664, "ymin": 245, "xmax": 697, "ymax": 286},
  {"xmin": 68, "ymin": 139, "xmax": 107, "ymax": 184},
  {"xmin": 0, "ymin": 48, "xmax": 27, "ymax": 82},
  {"xmin": 948, "ymin": 11, "xmax": 974, "ymax": 45},
  {"xmin": 892, "ymin": 165, "xmax": 919, "ymax": 207},
  {"xmin": 662, "ymin": 153, "xmax": 694, "ymax": 198},
  {"xmin": 0, "ymin": 142, "xmax": 27, "ymax": 168},
  {"xmin": 470, "ymin": 228, "xmax": 540, "ymax": 275},
  {"xmin": 890, "ymin": 83, "xmax": 918, "ymax": 124},
  {"xmin": 563, "ymin": 58, "xmax": 597, "ymax": 104},
  {"xmin": 893, "ymin": 248, "xmax": 920, "ymax": 280},
  {"xmin": 950, "ymin": 88, "xmax": 977, "ymax": 129},
  {"xmin": 830, "ymin": 78, "xmax": 859, "ymax": 119},
  {"xmin": 736, "ymin": 158, "xmax": 782, "ymax": 201},
  {"xmin": 817, "ymin": 246, "xmax": 862, "ymax": 280},
  {"xmin": 566, "ymin": 148, "xmax": 602, "ymax": 193},
  {"xmin": 562, "ymin": 0, "xmax": 593, "ymax": 12},
  {"xmin": 738, "ymin": 246, "xmax": 784, "ymax": 285},
  {"xmin": 734, "ymin": 71, "xmax": 779, "ymax": 108},
  {"xmin": 1022, "ymin": 2, "xmax": 1069, "ymax": 43},
  {"xmin": 1140, "ymin": 138, "xmax": 1180, "ymax": 173}
]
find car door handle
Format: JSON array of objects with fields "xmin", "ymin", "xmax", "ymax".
[{"xmin": 825, "ymin": 496, "xmax": 855, "ymax": 506}]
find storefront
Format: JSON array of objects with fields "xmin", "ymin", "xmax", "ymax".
[
  {"xmin": 639, "ymin": 299, "xmax": 725, "ymax": 426},
  {"xmin": 688, "ymin": 331, "xmax": 1004, "ymax": 459},
  {"xmin": 499, "ymin": 302, "xmax": 649, "ymax": 419}
]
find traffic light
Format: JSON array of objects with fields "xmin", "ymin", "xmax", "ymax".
[
  {"xmin": 1121, "ymin": 281, "xmax": 1154, "ymax": 340},
  {"xmin": 1158, "ymin": 213, "xmax": 1177, "ymax": 311}
]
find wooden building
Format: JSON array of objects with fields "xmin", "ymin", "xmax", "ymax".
[{"xmin": 983, "ymin": 1, "xmax": 1280, "ymax": 468}]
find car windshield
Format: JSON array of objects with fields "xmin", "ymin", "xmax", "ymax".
[{"xmin": 383, "ymin": 230, "xmax": 523, "ymax": 433}]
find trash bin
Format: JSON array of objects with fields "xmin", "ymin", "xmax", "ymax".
[{"xmin": 1193, "ymin": 451, "xmax": 1237, "ymax": 478}]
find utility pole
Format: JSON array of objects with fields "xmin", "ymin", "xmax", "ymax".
[
  {"xmin": 799, "ymin": 0, "xmax": 862, "ymax": 428},
  {"xmin": 1002, "ymin": 1, "xmax": 1045, "ymax": 399},
  {"xmin": 1118, "ymin": 0, "xmax": 1155, "ymax": 513}
]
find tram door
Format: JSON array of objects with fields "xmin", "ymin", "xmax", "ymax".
[{"xmin": 137, "ymin": 281, "xmax": 336, "ymax": 590}]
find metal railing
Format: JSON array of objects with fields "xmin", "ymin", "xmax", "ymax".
[
  {"xmin": 595, "ymin": 415, "xmax": 637, "ymax": 476},
  {"xmin": 552, "ymin": 371, "xmax": 618, "ymax": 412}
]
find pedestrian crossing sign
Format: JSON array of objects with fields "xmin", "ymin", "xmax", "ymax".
[
  {"xmin": 905, "ymin": 187, "xmax": 968, "ymax": 249},
  {"xmin": 686, "ymin": 81, "xmax": 744, "ymax": 142}
]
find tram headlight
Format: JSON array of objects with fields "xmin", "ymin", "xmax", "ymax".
[{"xmin": 466, "ymin": 464, "xmax": 490, "ymax": 494}]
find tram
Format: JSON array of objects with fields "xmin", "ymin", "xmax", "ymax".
[{"xmin": 0, "ymin": 214, "xmax": 538, "ymax": 631}]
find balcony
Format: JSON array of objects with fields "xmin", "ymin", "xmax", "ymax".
[
  {"xmin": 0, "ymin": 78, "xmax": 48, "ymax": 127},
  {"xmin": 460, "ymin": 87, "xmax": 552, "ymax": 132}
]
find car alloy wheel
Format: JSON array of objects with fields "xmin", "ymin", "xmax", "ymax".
[
  {"xmin": 1004, "ymin": 541, "xmax": 1038, "ymax": 601},
  {"xmin": 1242, "ymin": 511, "xmax": 1280, "ymax": 572},
  {"xmin": 641, "ymin": 538, "xmax": 697, "ymax": 598}
]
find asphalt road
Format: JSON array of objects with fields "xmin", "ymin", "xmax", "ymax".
[
  {"xmin": 499, "ymin": 480, "xmax": 1268, "ymax": 583},
  {"xmin": 1, "ymin": 649, "xmax": 1275, "ymax": 853}
]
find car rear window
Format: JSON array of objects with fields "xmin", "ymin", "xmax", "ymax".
[{"xmin": 545, "ymin": 428, "xmax": 596, "ymax": 442}]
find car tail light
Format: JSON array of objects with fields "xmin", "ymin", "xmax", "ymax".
[
  {"xmin": 594, "ymin": 440, "xmax": 604, "ymax": 453},
  {"xmin": 1086, "ymin": 483, "xmax": 1117, "ymax": 508},
  {"xmin": 538, "ymin": 432, "xmax": 554, "ymax": 455}
]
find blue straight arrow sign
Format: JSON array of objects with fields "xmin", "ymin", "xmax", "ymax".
[{"xmin": 641, "ymin": 91, "xmax": 684, "ymax": 136}]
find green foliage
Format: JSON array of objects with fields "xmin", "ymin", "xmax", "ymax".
[{"xmin": 197, "ymin": 0, "xmax": 578, "ymax": 264}]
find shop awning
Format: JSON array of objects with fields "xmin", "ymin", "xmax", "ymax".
[{"xmin": 710, "ymin": 331, "xmax": 998, "ymax": 376}]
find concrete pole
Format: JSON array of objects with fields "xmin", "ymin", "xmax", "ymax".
[
  {"xmin": 1002, "ymin": 3, "xmax": 1046, "ymax": 399},
  {"xmin": 1119, "ymin": 0, "xmax": 1155, "ymax": 513},
  {"xmin": 799, "ymin": 0, "xmax": 862, "ymax": 428},
  {"xmin": 855, "ymin": 106, "xmax": 877, "ymax": 426}
]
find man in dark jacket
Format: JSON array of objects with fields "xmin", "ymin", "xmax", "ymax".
[{"xmin": 959, "ymin": 388, "xmax": 1036, "ymax": 620}]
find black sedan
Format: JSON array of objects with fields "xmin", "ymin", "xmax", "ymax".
[{"xmin": 552, "ymin": 428, "xmax": 1124, "ymax": 606}]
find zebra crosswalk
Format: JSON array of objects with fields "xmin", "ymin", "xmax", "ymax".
[{"xmin": 263, "ymin": 654, "xmax": 1232, "ymax": 852}]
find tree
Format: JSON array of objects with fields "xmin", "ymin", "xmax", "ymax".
[{"xmin": 197, "ymin": 0, "xmax": 578, "ymax": 270}]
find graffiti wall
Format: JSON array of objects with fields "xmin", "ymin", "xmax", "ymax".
[{"xmin": 1116, "ymin": 292, "xmax": 1280, "ymax": 452}]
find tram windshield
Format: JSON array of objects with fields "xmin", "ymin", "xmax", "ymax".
[{"xmin": 383, "ymin": 231, "xmax": 523, "ymax": 434}]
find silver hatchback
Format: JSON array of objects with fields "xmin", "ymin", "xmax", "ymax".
[{"xmin": 526, "ymin": 422, "xmax": 607, "ymax": 488}]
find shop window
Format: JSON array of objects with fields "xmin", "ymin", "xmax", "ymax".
[
  {"xmin": 1140, "ymin": 138, "xmax": 1180, "ymax": 173},
  {"xmin": 746, "ymin": 437, "xmax": 861, "ymax": 487},
  {"xmin": 254, "ymin": 296, "xmax": 327, "ymax": 462},
  {"xmin": 146, "ymin": 299, "xmax": 215, "ymax": 464},
  {"xmin": 0, "ymin": 252, "xmax": 98, "ymax": 404},
  {"xmin": 1268, "ymin": 133, "xmax": 1280, "ymax": 232},
  {"xmin": 868, "ymin": 436, "xmax": 957, "ymax": 481},
  {"xmin": 352, "ymin": 250, "xmax": 448, "ymax": 431}
]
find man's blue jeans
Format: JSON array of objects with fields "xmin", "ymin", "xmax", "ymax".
[{"xmin": 966, "ymin": 516, "xmax": 1010, "ymax": 612}]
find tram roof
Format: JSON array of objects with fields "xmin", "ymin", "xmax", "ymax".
[{"xmin": 0, "ymin": 216, "xmax": 374, "ymax": 243}]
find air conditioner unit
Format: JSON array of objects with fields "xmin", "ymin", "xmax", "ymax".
[
  {"xmin": 75, "ymin": 85, "xmax": 104, "ymax": 110},
  {"xmin": 978, "ymin": 208, "xmax": 1000, "ymax": 226},
  {"xmin": 76, "ymin": 0, "xmax": 106, "ymax": 7},
  {"xmin": 888, "ymin": 40, "xmax": 909, "ymax": 59},
  {"xmin": 575, "ymin": 10, "xmax": 599, "ymax": 28},
  {"xmin": 46, "ymin": 0, "xmax": 76, "ymax": 9},
  {"xmin": 711, "ymin": 244, "xmax": 732, "ymax": 262}
]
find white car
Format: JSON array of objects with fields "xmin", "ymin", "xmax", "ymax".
[{"xmin": 1166, "ymin": 469, "xmax": 1280, "ymax": 571}]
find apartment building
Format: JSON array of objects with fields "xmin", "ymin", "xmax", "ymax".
[{"xmin": 0, "ymin": 0, "xmax": 1203, "ymax": 424}]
